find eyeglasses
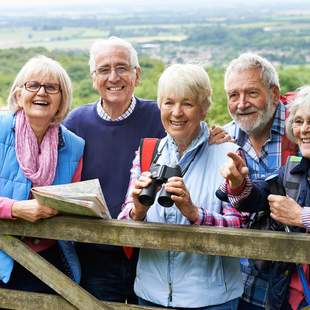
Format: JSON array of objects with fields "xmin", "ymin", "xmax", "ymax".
[
  {"xmin": 93, "ymin": 65, "xmax": 135, "ymax": 79},
  {"xmin": 24, "ymin": 81, "xmax": 61, "ymax": 94},
  {"xmin": 292, "ymin": 118, "xmax": 310, "ymax": 129}
]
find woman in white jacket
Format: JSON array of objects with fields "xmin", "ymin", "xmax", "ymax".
[{"xmin": 119, "ymin": 64, "xmax": 244, "ymax": 309}]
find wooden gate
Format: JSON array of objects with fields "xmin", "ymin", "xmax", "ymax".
[{"xmin": 1, "ymin": 216, "xmax": 310, "ymax": 309}]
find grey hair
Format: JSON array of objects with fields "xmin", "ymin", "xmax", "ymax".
[
  {"xmin": 89, "ymin": 36, "xmax": 140, "ymax": 74},
  {"xmin": 157, "ymin": 64, "xmax": 212, "ymax": 114},
  {"xmin": 224, "ymin": 53, "xmax": 280, "ymax": 90},
  {"xmin": 286, "ymin": 85, "xmax": 310, "ymax": 142},
  {"xmin": 7, "ymin": 55, "xmax": 72, "ymax": 125}
]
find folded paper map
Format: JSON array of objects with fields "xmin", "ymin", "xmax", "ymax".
[{"xmin": 31, "ymin": 179, "xmax": 111, "ymax": 219}]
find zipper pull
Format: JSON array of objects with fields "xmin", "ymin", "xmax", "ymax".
[{"xmin": 169, "ymin": 282, "xmax": 172, "ymax": 303}]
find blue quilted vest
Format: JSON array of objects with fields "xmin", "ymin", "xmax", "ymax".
[{"xmin": 0, "ymin": 112, "xmax": 85, "ymax": 284}]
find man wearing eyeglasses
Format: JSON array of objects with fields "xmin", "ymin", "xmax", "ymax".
[{"xmin": 64, "ymin": 37, "xmax": 165, "ymax": 303}]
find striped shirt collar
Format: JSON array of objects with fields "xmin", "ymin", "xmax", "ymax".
[
  {"xmin": 96, "ymin": 96, "xmax": 136, "ymax": 121},
  {"xmin": 234, "ymin": 102, "xmax": 285, "ymax": 148}
]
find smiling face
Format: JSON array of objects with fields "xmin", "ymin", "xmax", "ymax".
[
  {"xmin": 16, "ymin": 72, "xmax": 61, "ymax": 129},
  {"xmin": 92, "ymin": 45, "xmax": 141, "ymax": 110},
  {"xmin": 292, "ymin": 106, "xmax": 310, "ymax": 159},
  {"xmin": 160, "ymin": 92, "xmax": 205, "ymax": 150},
  {"xmin": 226, "ymin": 68, "xmax": 279, "ymax": 135}
]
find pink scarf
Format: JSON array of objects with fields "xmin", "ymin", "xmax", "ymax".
[{"xmin": 15, "ymin": 110, "xmax": 59, "ymax": 187}]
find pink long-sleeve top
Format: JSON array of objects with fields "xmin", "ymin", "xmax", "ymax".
[{"xmin": 0, "ymin": 159, "xmax": 83, "ymax": 252}]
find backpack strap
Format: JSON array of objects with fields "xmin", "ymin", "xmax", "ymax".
[
  {"xmin": 280, "ymin": 92, "xmax": 298, "ymax": 165},
  {"xmin": 140, "ymin": 138, "xmax": 161, "ymax": 172},
  {"xmin": 283, "ymin": 156, "xmax": 302, "ymax": 200},
  {"xmin": 280, "ymin": 92, "xmax": 296, "ymax": 105},
  {"xmin": 281, "ymin": 109, "xmax": 298, "ymax": 165},
  {"xmin": 296, "ymin": 265, "xmax": 310, "ymax": 305},
  {"xmin": 123, "ymin": 138, "xmax": 160, "ymax": 260}
]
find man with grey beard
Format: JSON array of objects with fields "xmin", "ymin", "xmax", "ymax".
[{"xmin": 223, "ymin": 53, "xmax": 297, "ymax": 310}]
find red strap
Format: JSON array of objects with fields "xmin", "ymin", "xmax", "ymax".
[
  {"xmin": 281, "ymin": 97, "xmax": 298, "ymax": 165},
  {"xmin": 281, "ymin": 135, "xmax": 298, "ymax": 165},
  {"xmin": 140, "ymin": 138, "xmax": 159, "ymax": 172},
  {"xmin": 124, "ymin": 138, "xmax": 159, "ymax": 260},
  {"xmin": 280, "ymin": 92, "xmax": 296, "ymax": 105},
  {"xmin": 123, "ymin": 246, "xmax": 134, "ymax": 260}
]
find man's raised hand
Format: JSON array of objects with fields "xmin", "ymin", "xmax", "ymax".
[{"xmin": 220, "ymin": 152, "xmax": 249, "ymax": 189}]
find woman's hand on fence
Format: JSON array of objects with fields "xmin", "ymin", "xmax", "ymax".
[
  {"xmin": 11, "ymin": 199, "xmax": 58, "ymax": 222},
  {"xmin": 131, "ymin": 172, "xmax": 152, "ymax": 221},
  {"xmin": 220, "ymin": 152, "xmax": 249, "ymax": 189},
  {"xmin": 165, "ymin": 176, "xmax": 199, "ymax": 223},
  {"xmin": 268, "ymin": 194, "xmax": 303, "ymax": 227}
]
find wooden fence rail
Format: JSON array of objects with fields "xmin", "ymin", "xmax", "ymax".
[{"xmin": 0, "ymin": 216, "xmax": 310, "ymax": 309}]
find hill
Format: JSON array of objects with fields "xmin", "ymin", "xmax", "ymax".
[{"xmin": 1, "ymin": 48, "xmax": 310, "ymax": 125}]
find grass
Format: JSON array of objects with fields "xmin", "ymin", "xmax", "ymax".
[
  {"xmin": 0, "ymin": 27, "xmax": 108, "ymax": 49},
  {"xmin": 1, "ymin": 12, "xmax": 310, "ymax": 51},
  {"xmin": 0, "ymin": 26, "xmax": 186, "ymax": 50}
]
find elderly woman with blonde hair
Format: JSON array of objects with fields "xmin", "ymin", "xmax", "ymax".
[
  {"xmin": 0, "ymin": 55, "xmax": 84, "ymax": 293},
  {"xmin": 119, "ymin": 64, "xmax": 244, "ymax": 309}
]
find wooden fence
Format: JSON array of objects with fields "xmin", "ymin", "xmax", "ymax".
[{"xmin": 0, "ymin": 216, "xmax": 310, "ymax": 309}]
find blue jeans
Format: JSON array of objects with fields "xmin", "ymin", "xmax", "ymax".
[
  {"xmin": 138, "ymin": 297, "xmax": 239, "ymax": 309},
  {"xmin": 77, "ymin": 243, "xmax": 138, "ymax": 303}
]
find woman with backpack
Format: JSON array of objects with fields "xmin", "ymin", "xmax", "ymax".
[{"xmin": 118, "ymin": 64, "xmax": 244, "ymax": 309}]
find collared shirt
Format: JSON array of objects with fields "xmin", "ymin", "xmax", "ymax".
[
  {"xmin": 226, "ymin": 102, "xmax": 286, "ymax": 181},
  {"xmin": 224, "ymin": 102, "xmax": 286, "ymax": 308},
  {"xmin": 96, "ymin": 97, "xmax": 136, "ymax": 121}
]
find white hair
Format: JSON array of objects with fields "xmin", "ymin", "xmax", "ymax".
[
  {"xmin": 7, "ymin": 55, "xmax": 72, "ymax": 125},
  {"xmin": 286, "ymin": 85, "xmax": 310, "ymax": 142},
  {"xmin": 224, "ymin": 53, "xmax": 280, "ymax": 90},
  {"xmin": 89, "ymin": 36, "xmax": 140, "ymax": 74},
  {"xmin": 157, "ymin": 64, "xmax": 212, "ymax": 114}
]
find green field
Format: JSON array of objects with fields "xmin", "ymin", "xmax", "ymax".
[
  {"xmin": 1, "ymin": 47, "xmax": 310, "ymax": 125},
  {"xmin": 0, "ymin": 26, "xmax": 188, "ymax": 50},
  {"xmin": 0, "ymin": 27, "xmax": 107, "ymax": 50},
  {"xmin": 1, "ymin": 9, "xmax": 310, "ymax": 66},
  {"xmin": 1, "ymin": 7, "xmax": 310, "ymax": 124}
]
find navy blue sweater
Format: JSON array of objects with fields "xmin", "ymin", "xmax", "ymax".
[{"xmin": 64, "ymin": 97, "xmax": 165, "ymax": 219}]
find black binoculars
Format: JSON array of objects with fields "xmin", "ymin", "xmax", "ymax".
[{"xmin": 138, "ymin": 163, "xmax": 182, "ymax": 208}]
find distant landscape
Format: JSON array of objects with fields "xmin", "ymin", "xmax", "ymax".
[{"xmin": 1, "ymin": 1, "xmax": 310, "ymax": 124}]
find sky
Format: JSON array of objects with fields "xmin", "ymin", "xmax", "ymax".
[
  {"xmin": 1, "ymin": 0, "xmax": 309, "ymax": 15},
  {"xmin": 1, "ymin": 0, "xmax": 309, "ymax": 7}
]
